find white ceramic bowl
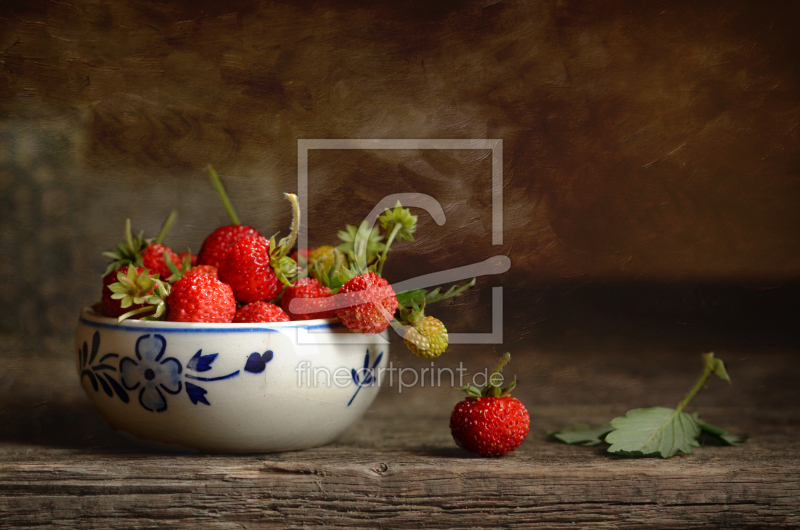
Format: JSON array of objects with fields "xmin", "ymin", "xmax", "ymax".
[{"xmin": 75, "ymin": 307, "xmax": 390, "ymax": 452}]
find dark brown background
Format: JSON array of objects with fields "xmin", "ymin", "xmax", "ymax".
[{"xmin": 1, "ymin": 0, "xmax": 799, "ymax": 356}]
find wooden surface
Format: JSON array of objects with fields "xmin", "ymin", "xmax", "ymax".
[{"xmin": 1, "ymin": 339, "xmax": 799, "ymax": 528}]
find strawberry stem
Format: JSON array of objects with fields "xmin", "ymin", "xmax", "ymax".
[
  {"xmin": 207, "ymin": 165, "xmax": 241, "ymax": 225},
  {"xmin": 376, "ymin": 222, "xmax": 402, "ymax": 276},
  {"xmin": 124, "ymin": 219, "xmax": 134, "ymax": 253},
  {"xmin": 155, "ymin": 209, "xmax": 178, "ymax": 245}
]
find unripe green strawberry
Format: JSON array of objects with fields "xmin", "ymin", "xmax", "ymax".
[{"xmin": 404, "ymin": 316, "xmax": 448, "ymax": 359}]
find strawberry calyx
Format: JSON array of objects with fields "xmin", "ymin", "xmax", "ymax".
[
  {"xmin": 164, "ymin": 251, "xmax": 196, "ymax": 283},
  {"xmin": 108, "ymin": 264, "xmax": 171, "ymax": 322},
  {"xmin": 376, "ymin": 201, "xmax": 417, "ymax": 275},
  {"xmin": 101, "ymin": 219, "xmax": 150, "ymax": 276},
  {"xmin": 461, "ymin": 353, "xmax": 517, "ymax": 399}
]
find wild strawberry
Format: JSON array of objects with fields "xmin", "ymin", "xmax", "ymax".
[
  {"xmin": 218, "ymin": 235, "xmax": 279, "ymax": 303},
  {"xmin": 167, "ymin": 274, "xmax": 236, "ymax": 323},
  {"xmin": 141, "ymin": 243, "xmax": 181, "ymax": 278},
  {"xmin": 449, "ymin": 354, "xmax": 530, "ymax": 457},
  {"xmin": 281, "ymin": 277, "xmax": 336, "ymax": 320},
  {"xmin": 404, "ymin": 315, "xmax": 448, "ymax": 359},
  {"xmin": 233, "ymin": 301, "xmax": 290, "ymax": 323},
  {"xmin": 197, "ymin": 224, "xmax": 262, "ymax": 269},
  {"xmin": 185, "ymin": 264, "xmax": 218, "ymax": 279},
  {"xmin": 102, "ymin": 265, "xmax": 169, "ymax": 321},
  {"xmin": 101, "ymin": 265, "xmax": 150, "ymax": 318},
  {"xmin": 335, "ymin": 272, "xmax": 398, "ymax": 335}
]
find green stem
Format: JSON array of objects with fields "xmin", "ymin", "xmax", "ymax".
[
  {"xmin": 124, "ymin": 219, "xmax": 134, "ymax": 252},
  {"xmin": 275, "ymin": 193, "xmax": 300, "ymax": 258},
  {"xmin": 155, "ymin": 209, "xmax": 178, "ymax": 245},
  {"xmin": 207, "ymin": 165, "xmax": 241, "ymax": 225},
  {"xmin": 376, "ymin": 223, "xmax": 402, "ymax": 276},
  {"xmin": 675, "ymin": 363, "xmax": 714, "ymax": 414}
]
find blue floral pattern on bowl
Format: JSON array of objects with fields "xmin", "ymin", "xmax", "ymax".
[
  {"xmin": 79, "ymin": 330, "xmax": 381, "ymax": 411},
  {"xmin": 119, "ymin": 334, "xmax": 183, "ymax": 412}
]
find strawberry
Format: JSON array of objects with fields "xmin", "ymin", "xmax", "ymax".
[
  {"xmin": 233, "ymin": 301, "xmax": 290, "ymax": 323},
  {"xmin": 449, "ymin": 354, "xmax": 530, "ymax": 457},
  {"xmin": 403, "ymin": 315, "xmax": 448, "ymax": 359},
  {"xmin": 197, "ymin": 224, "xmax": 262, "ymax": 269},
  {"xmin": 185, "ymin": 264, "xmax": 218, "ymax": 279},
  {"xmin": 217, "ymin": 235, "xmax": 279, "ymax": 303},
  {"xmin": 335, "ymin": 272, "xmax": 398, "ymax": 335},
  {"xmin": 101, "ymin": 265, "xmax": 169, "ymax": 321},
  {"xmin": 101, "ymin": 265, "xmax": 150, "ymax": 318},
  {"xmin": 141, "ymin": 243, "xmax": 181, "ymax": 278},
  {"xmin": 281, "ymin": 277, "xmax": 336, "ymax": 320},
  {"xmin": 167, "ymin": 274, "xmax": 236, "ymax": 323}
]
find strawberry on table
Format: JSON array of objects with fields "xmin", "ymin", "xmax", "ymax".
[
  {"xmin": 167, "ymin": 274, "xmax": 236, "ymax": 323},
  {"xmin": 233, "ymin": 301, "xmax": 290, "ymax": 323},
  {"xmin": 449, "ymin": 353, "xmax": 530, "ymax": 457}
]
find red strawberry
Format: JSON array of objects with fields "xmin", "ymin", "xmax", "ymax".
[
  {"xmin": 184, "ymin": 264, "xmax": 218, "ymax": 279},
  {"xmin": 281, "ymin": 277, "xmax": 336, "ymax": 320},
  {"xmin": 167, "ymin": 274, "xmax": 236, "ymax": 323},
  {"xmin": 335, "ymin": 272, "xmax": 398, "ymax": 335},
  {"xmin": 141, "ymin": 243, "xmax": 181, "ymax": 279},
  {"xmin": 449, "ymin": 354, "xmax": 530, "ymax": 457},
  {"xmin": 101, "ymin": 266, "xmax": 153, "ymax": 318},
  {"xmin": 233, "ymin": 301, "xmax": 290, "ymax": 323},
  {"xmin": 218, "ymin": 235, "xmax": 279, "ymax": 303},
  {"xmin": 197, "ymin": 225, "xmax": 261, "ymax": 269}
]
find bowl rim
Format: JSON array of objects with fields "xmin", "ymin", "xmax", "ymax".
[{"xmin": 79, "ymin": 306, "xmax": 343, "ymax": 332}]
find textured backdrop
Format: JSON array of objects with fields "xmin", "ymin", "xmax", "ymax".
[{"xmin": 1, "ymin": 0, "xmax": 799, "ymax": 351}]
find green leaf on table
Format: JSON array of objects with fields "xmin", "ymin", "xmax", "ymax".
[
  {"xmin": 548, "ymin": 422, "xmax": 614, "ymax": 446},
  {"xmin": 693, "ymin": 415, "xmax": 748, "ymax": 446},
  {"xmin": 605, "ymin": 407, "xmax": 701, "ymax": 458}
]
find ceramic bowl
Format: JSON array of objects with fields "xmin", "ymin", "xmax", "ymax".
[{"xmin": 75, "ymin": 307, "xmax": 390, "ymax": 452}]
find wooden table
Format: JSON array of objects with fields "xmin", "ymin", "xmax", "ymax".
[{"xmin": 1, "ymin": 335, "xmax": 798, "ymax": 528}]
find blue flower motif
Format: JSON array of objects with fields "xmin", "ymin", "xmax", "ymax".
[{"xmin": 119, "ymin": 334, "xmax": 182, "ymax": 412}]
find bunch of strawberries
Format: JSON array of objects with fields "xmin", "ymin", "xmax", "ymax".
[{"xmin": 99, "ymin": 168, "xmax": 465, "ymax": 359}]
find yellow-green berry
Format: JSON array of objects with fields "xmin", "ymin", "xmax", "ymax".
[{"xmin": 404, "ymin": 316, "xmax": 449, "ymax": 358}]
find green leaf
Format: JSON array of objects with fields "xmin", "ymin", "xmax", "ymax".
[
  {"xmin": 693, "ymin": 415, "xmax": 748, "ymax": 446},
  {"xmin": 548, "ymin": 422, "xmax": 614, "ymax": 447},
  {"xmin": 396, "ymin": 279, "xmax": 476, "ymax": 309},
  {"xmin": 605, "ymin": 407, "xmax": 701, "ymax": 458}
]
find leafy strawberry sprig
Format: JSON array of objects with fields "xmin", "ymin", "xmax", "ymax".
[{"xmin": 549, "ymin": 352, "xmax": 747, "ymax": 458}]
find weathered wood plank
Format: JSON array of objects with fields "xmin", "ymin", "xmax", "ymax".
[{"xmin": 1, "ymin": 349, "xmax": 798, "ymax": 528}]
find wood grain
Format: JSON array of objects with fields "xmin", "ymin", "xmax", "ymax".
[{"xmin": 2, "ymin": 341, "xmax": 798, "ymax": 528}]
